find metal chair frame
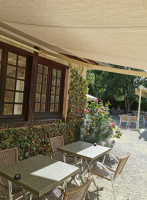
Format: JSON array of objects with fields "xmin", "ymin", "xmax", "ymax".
[{"xmin": 90, "ymin": 153, "xmax": 130, "ymax": 200}]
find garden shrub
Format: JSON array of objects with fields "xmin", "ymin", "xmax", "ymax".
[{"xmin": 81, "ymin": 99, "xmax": 122, "ymax": 146}]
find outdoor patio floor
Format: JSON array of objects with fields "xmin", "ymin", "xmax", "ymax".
[{"xmin": 86, "ymin": 120, "xmax": 147, "ymax": 200}]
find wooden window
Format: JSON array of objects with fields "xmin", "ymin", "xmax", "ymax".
[
  {"xmin": 34, "ymin": 60, "xmax": 65, "ymax": 118},
  {"xmin": 0, "ymin": 42, "xmax": 67, "ymax": 127},
  {"xmin": 35, "ymin": 64, "xmax": 48, "ymax": 112},
  {"xmin": 3, "ymin": 52, "xmax": 26, "ymax": 116},
  {"xmin": 50, "ymin": 69, "xmax": 61, "ymax": 112},
  {"xmin": 0, "ymin": 43, "xmax": 30, "ymax": 121}
]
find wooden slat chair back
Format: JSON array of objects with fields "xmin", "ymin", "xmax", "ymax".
[
  {"xmin": 129, "ymin": 116, "xmax": 137, "ymax": 128},
  {"xmin": 113, "ymin": 153, "xmax": 130, "ymax": 180},
  {"xmin": 50, "ymin": 136, "xmax": 65, "ymax": 161},
  {"xmin": 121, "ymin": 115, "xmax": 128, "ymax": 121},
  {"xmin": 63, "ymin": 176, "xmax": 93, "ymax": 200},
  {"xmin": 0, "ymin": 147, "xmax": 18, "ymax": 188},
  {"xmin": 119, "ymin": 115, "xmax": 128, "ymax": 128},
  {"xmin": 130, "ymin": 116, "xmax": 137, "ymax": 122}
]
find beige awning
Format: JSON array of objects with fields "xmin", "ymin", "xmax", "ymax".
[{"xmin": 0, "ymin": 1, "xmax": 147, "ymax": 73}]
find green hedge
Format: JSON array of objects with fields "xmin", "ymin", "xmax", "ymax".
[{"xmin": 0, "ymin": 66, "xmax": 87, "ymax": 160}]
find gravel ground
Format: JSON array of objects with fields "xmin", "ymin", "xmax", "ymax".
[{"xmin": 88, "ymin": 122, "xmax": 147, "ymax": 200}]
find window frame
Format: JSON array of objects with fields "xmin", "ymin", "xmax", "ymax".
[
  {"xmin": 0, "ymin": 41, "xmax": 68, "ymax": 127},
  {"xmin": 33, "ymin": 57, "xmax": 66, "ymax": 120},
  {"xmin": 0, "ymin": 42, "xmax": 32, "ymax": 121}
]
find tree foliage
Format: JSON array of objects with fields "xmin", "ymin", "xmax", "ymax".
[{"xmin": 87, "ymin": 65, "xmax": 147, "ymax": 112}]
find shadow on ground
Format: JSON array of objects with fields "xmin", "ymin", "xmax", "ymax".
[{"xmin": 138, "ymin": 129, "xmax": 147, "ymax": 141}]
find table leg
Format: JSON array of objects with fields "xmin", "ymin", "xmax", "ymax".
[
  {"xmin": 8, "ymin": 181, "xmax": 13, "ymax": 200},
  {"xmin": 63, "ymin": 153, "xmax": 66, "ymax": 163}
]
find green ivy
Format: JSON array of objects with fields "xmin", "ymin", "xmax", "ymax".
[{"xmin": 0, "ymin": 65, "xmax": 87, "ymax": 160}]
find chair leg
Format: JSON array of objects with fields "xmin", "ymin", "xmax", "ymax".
[
  {"xmin": 8, "ymin": 181, "xmax": 13, "ymax": 200},
  {"xmin": 111, "ymin": 180, "xmax": 117, "ymax": 200},
  {"xmin": 92, "ymin": 178, "xmax": 100, "ymax": 200}
]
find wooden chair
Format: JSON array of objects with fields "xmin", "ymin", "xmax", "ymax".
[
  {"xmin": 33, "ymin": 176, "xmax": 93, "ymax": 200},
  {"xmin": 129, "ymin": 116, "xmax": 137, "ymax": 128},
  {"xmin": 90, "ymin": 153, "xmax": 130, "ymax": 200},
  {"xmin": 0, "ymin": 147, "xmax": 23, "ymax": 199},
  {"xmin": 119, "ymin": 115, "xmax": 129, "ymax": 128},
  {"xmin": 50, "ymin": 136, "xmax": 77, "ymax": 164}
]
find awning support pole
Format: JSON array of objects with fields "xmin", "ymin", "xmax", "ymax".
[{"xmin": 137, "ymin": 89, "xmax": 142, "ymax": 130}]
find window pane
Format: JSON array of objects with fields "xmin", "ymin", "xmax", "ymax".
[
  {"xmin": 52, "ymin": 77, "xmax": 56, "ymax": 86},
  {"xmin": 56, "ymin": 87, "xmax": 60, "ymax": 95},
  {"xmin": 8, "ymin": 52, "xmax": 17, "ymax": 65},
  {"xmin": 43, "ymin": 75, "xmax": 47, "ymax": 84},
  {"xmin": 6, "ymin": 65, "xmax": 16, "ymax": 77},
  {"xmin": 53, "ymin": 69, "xmax": 57, "ymax": 77},
  {"xmin": 44, "ymin": 66, "xmax": 48, "ymax": 75},
  {"xmin": 51, "ymin": 87, "xmax": 55, "ymax": 94},
  {"xmin": 55, "ymin": 104, "xmax": 59, "ymax": 112},
  {"xmin": 4, "ymin": 91, "xmax": 14, "ymax": 102},
  {"xmin": 6, "ymin": 78, "xmax": 15, "ymax": 90},
  {"xmin": 15, "ymin": 92, "xmax": 23, "ymax": 103},
  {"xmin": 38, "ymin": 64, "xmax": 43, "ymax": 74},
  {"xmin": 3, "ymin": 104, "xmax": 13, "ymax": 115},
  {"xmin": 42, "ymin": 84, "xmax": 47, "ymax": 93},
  {"xmin": 41, "ymin": 94, "xmax": 46, "ymax": 102},
  {"xmin": 35, "ymin": 103, "xmax": 40, "ymax": 112},
  {"xmin": 57, "ymin": 79, "xmax": 60, "ymax": 86},
  {"xmin": 14, "ymin": 104, "xmax": 22, "ymax": 115},
  {"xmin": 0, "ymin": 49, "xmax": 2, "ymax": 61},
  {"xmin": 37, "ymin": 74, "xmax": 42, "ymax": 83},
  {"xmin": 18, "ymin": 56, "xmax": 26, "ymax": 68},
  {"xmin": 35, "ymin": 93, "xmax": 40, "ymax": 102},
  {"xmin": 51, "ymin": 95, "xmax": 55, "ymax": 103},
  {"xmin": 36, "ymin": 83, "xmax": 41, "ymax": 93},
  {"xmin": 50, "ymin": 104, "xmax": 54, "ymax": 112},
  {"xmin": 55, "ymin": 96, "xmax": 59, "ymax": 103},
  {"xmin": 57, "ymin": 70, "xmax": 61, "ymax": 78},
  {"xmin": 16, "ymin": 80, "xmax": 24, "ymax": 91},
  {"xmin": 17, "ymin": 67, "xmax": 25, "ymax": 79},
  {"xmin": 41, "ymin": 103, "xmax": 45, "ymax": 112}
]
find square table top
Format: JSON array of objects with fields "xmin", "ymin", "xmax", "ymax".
[
  {"xmin": 0, "ymin": 154, "xmax": 79, "ymax": 197},
  {"xmin": 58, "ymin": 141, "xmax": 111, "ymax": 161}
]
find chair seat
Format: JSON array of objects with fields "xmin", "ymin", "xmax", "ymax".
[
  {"xmin": 90, "ymin": 163, "xmax": 115, "ymax": 181},
  {"xmin": 54, "ymin": 152, "xmax": 80, "ymax": 164},
  {"xmin": 33, "ymin": 186, "xmax": 64, "ymax": 200}
]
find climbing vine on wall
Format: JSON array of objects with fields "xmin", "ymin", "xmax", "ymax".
[{"xmin": 0, "ymin": 64, "xmax": 87, "ymax": 160}]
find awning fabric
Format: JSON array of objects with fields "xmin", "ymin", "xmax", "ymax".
[{"xmin": 0, "ymin": 1, "xmax": 147, "ymax": 71}]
